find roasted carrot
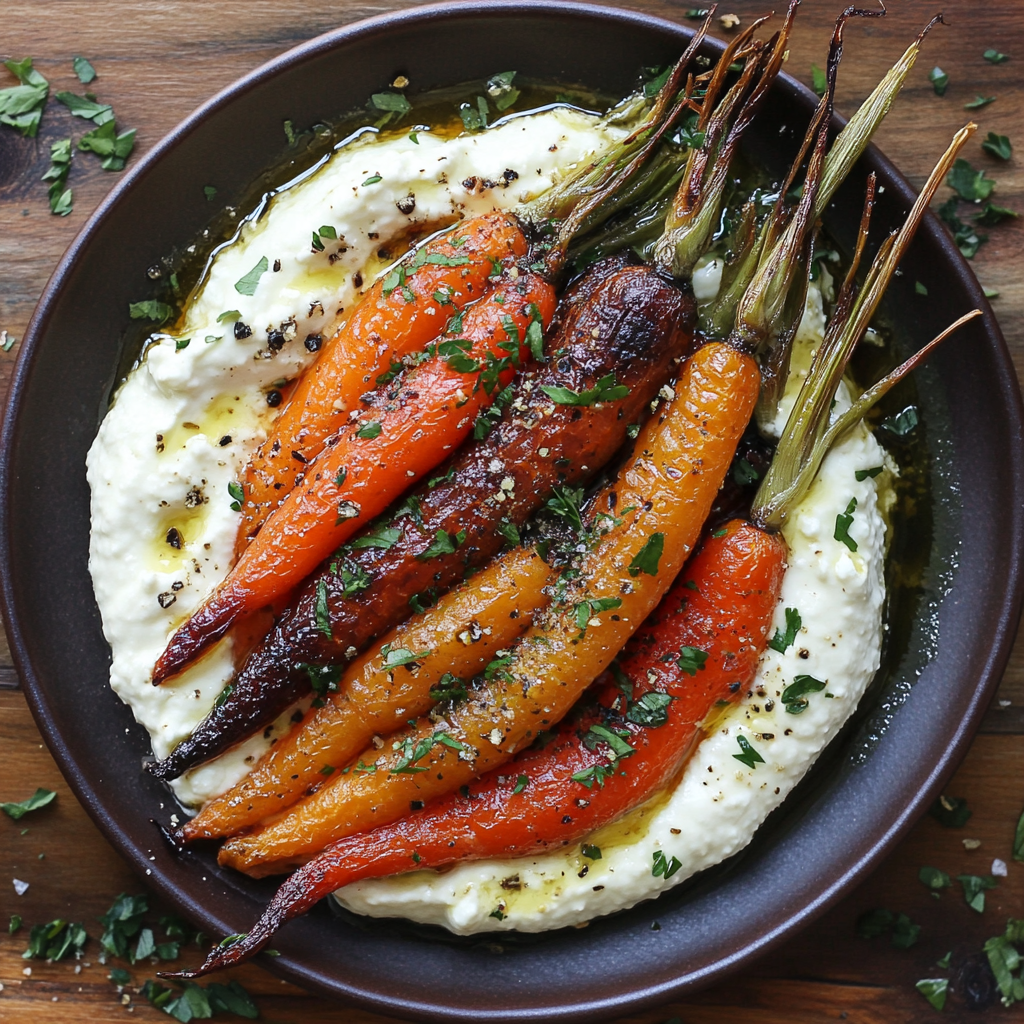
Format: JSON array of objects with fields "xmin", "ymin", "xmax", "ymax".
[
  {"xmin": 181, "ymin": 547, "xmax": 552, "ymax": 841},
  {"xmin": 148, "ymin": 257, "xmax": 695, "ymax": 781},
  {"xmin": 170, "ymin": 518, "xmax": 784, "ymax": 976},
  {"xmin": 237, "ymin": 212, "xmax": 528, "ymax": 549},
  {"xmin": 152, "ymin": 273, "xmax": 556, "ymax": 684},
  {"xmin": 218, "ymin": 341, "xmax": 760, "ymax": 876}
]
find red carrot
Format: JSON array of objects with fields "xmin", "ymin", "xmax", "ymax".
[
  {"xmin": 153, "ymin": 273, "xmax": 556, "ymax": 683},
  {"xmin": 169, "ymin": 518, "xmax": 784, "ymax": 976}
]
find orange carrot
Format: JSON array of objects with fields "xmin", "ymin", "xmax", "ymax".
[
  {"xmin": 152, "ymin": 273, "xmax": 556, "ymax": 684},
  {"xmin": 237, "ymin": 212, "xmax": 527, "ymax": 550},
  {"xmin": 170, "ymin": 518, "xmax": 784, "ymax": 977},
  {"xmin": 181, "ymin": 547, "xmax": 552, "ymax": 841},
  {"xmin": 218, "ymin": 341, "xmax": 761, "ymax": 876}
]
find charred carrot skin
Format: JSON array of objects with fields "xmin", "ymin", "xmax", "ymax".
[
  {"xmin": 218, "ymin": 342, "xmax": 761, "ymax": 876},
  {"xmin": 148, "ymin": 259, "xmax": 695, "ymax": 781},
  {"xmin": 237, "ymin": 212, "xmax": 528, "ymax": 550},
  {"xmin": 171, "ymin": 519, "xmax": 784, "ymax": 977},
  {"xmin": 152, "ymin": 273, "xmax": 555, "ymax": 685}
]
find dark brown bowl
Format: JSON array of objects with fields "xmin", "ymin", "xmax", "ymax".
[{"xmin": 2, "ymin": 2, "xmax": 1023, "ymax": 1021}]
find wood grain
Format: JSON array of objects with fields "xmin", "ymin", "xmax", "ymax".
[{"xmin": 2, "ymin": 1, "xmax": 1023, "ymax": 1021}]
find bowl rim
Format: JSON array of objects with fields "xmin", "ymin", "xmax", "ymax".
[{"xmin": 3, "ymin": 1, "xmax": 1024, "ymax": 1020}]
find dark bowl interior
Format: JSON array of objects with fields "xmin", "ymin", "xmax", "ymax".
[{"xmin": 2, "ymin": 2, "xmax": 1023, "ymax": 1021}]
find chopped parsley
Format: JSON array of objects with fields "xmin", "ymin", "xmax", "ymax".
[
  {"xmin": 512, "ymin": 775, "xmax": 529, "ymax": 796},
  {"xmin": 234, "ymin": 256, "xmax": 268, "ymax": 296},
  {"xmin": 141, "ymin": 978, "xmax": 259, "ymax": 1019},
  {"xmin": 652, "ymin": 850, "xmax": 683, "ymax": 879},
  {"xmin": 855, "ymin": 466, "xmax": 883, "ymax": 482},
  {"xmin": 540, "ymin": 372, "xmax": 630, "ymax": 406},
  {"xmin": 42, "ymin": 137, "xmax": 73, "ymax": 215},
  {"xmin": 381, "ymin": 644, "xmax": 431, "ymax": 670},
  {"xmin": 938, "ymin": 197, "xmax": 988, "ymax": 258},
  {"xmin": 459, "ymin": 95, "xmax": 489, "ymax": 131},
  {"xmin": 958, "ymin": 873, "xmax": 998, "ymax": 913},
  {"xmin": 676, "ymin": 646, "xmax": 708, "ymax": 676},
  {"xmin": 314, "ymin": 579, "xmax": 332, "ymax": 638},
  {"xmin": 975, "ymin": 202, "xmax": 1019, "ymax": 226},
  {"xmin": 915, "ymin": 978, "xmax": 948, "ymax": 1011},
  {"xmin": 128, "ymin": 300, "xmax": 172, "ymax": 323},
  {"xmin": 418, "ymin": 528, "xmax": 466, "ymax": 559},
  {"xmin": 0, "ymin": 57, "xmax": 49, "ymax": 137},
  {"xmin": 355, "ymin": 420, "xmax": 382, "ymax": 440},
  {"xmin": 298, "ymin": 662, "xmax": 342, "ymax": 699},
  {"xmin": 227, "ymin": 481, "xmax": 243, "ymax": 511},
  {"xmin": 497, "ymin": 519, "xmax": 521, "ymax": 547},
  {"xmin": 572, "ymin": 763, "xmax": 616, "ymax": 789},
  {"xmin": 881, "ymin": 405, "xmax": 919, "ymax": 437},
  {"xmin": 216, "ymin": 309, "xmax": 241, "ymax": 323},
  {"xmin": 628, "ymin": 533, "xmax": 664, "ymax": 577},
  {"xmin": 1, "ymin": 788, "xmax": 56, "ymax": 820},
  {"xmin": 918, "ymin": 865, "xmax": 952, "ymax": 891},
  {"xmin": 732, "ymin": 457, "xmax": 759, "ymax": 486},
  {"xmin": 1013, "ymin": 803, "xmax": 1024, "ymax": 862},
  {"xmin": 391, "ymin": 730, "xmax": 466, "ymax": 774},
  {"xmin": 349, "ymin": 523, "xmax": 401, "ymax": 550},
  {"xmin": 928, "ymin": 66, "xmax": 949, "ymax": 96},
  {"xmin": 581, "ymin": 843, "xmax": 602, "ymax": 860},
  {"xmin": 781, "ymin": 674, "xmax": 826, "ymax": 714},
  {"xmin": 55, "ymin": 89, "xmax": 112, "ymax": 123},
  {"xmin": 930, "ymin": 794, "xmax": 972, "ymax": 828},
  {"xmin": 23, "ymin": 919, "xmax": 88, "ymax": 962},
  {"xmin": 586, "ymin": 723, "xmax": 635, "ymax": 761},
  {"xmin": 574, "ymin": 596, "xmax": 622, "ymax": 631},
  {"xmin": 810, "ymin": 64, "xmax": 827, "ymax": 97},
  {"xmin": 834, "ymin": 497, "xmax": 858, "ymax": 551},
  {"xmin": 732, "ymin": 734, "xmax": 764, "ymax": 769},
  {"xmin": 982, "ymin": 132, "xmax": 1013, "ymax": 160},
  {"xmin": 947, "ymin": 158, "xmax": 996, "ymax": 202},
  {"xmin": 78, "ymin": 119, "xmax": 136, "ymax": 170},
  {"xmin": 362, "ymin": 174, "xmax": 382, "ymax": 186},
  {"xmin": 429, "ymin": 673, "xmax": 467, "ymax": 703},
  {"xmin": 984, "ymin": 49, "xmax": 1010, "ymax": 64},
  {"xmin": 915, "ymin": 281, "xmax": 928, "ymax": 296},
  {"xmin": 371, "ymin": 91, "xmax": 411, "ymax": 117},
  {"xmin": 626, "ymin": 691, "xmax": 674, "ymax": 727},
  {"xmin": 768, "ymin": 607, "xmax": 802, "ymax": 653},
  {"xmin": 73, "ymin": 56, "xmax": 97, "ymax": 84},
  {"xmin": 204, "ymin": 184, "xmax": 217, "ymax": 200},
  {"xmin": 486, "ymin": 71, "xmax": 520, "ymax": 111},
  {"xmin": 964, "ymin": 95, "xmax": 996, "ymax": 110}
]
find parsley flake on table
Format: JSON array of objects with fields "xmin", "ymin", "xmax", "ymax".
[
  {"xmin": 72, "ymin": 56, "xmax": 96, "ymax": 84},
  {"xmin": 78, "ymin": 119, "xmax": 136, "ymax": 170},
  {"xmin": 810, "ymin": 64, "xmax": 827, "ymax": 97},
  {"xmin": 984, "ymin": 48, "xmax": 1010, "ymax": 63},
  {"xmin": 975, "ymin": 202, "xmax": 1019, "ymax": 226},
  {"xmin": 964, "ymin": 94, "xmax": 996, "ymax": 110},
  {"xmin": 1, "ymin": 788, "xmax": 56, "ymax": 820},
  {"xmin": 915, "ymin": 978, "xmax": 949, "ymax": 1011},
  {"xmin": 947, "ymin": 158, "xmax": 996, "ymax": 202},
  {"xmin": 982, "ymin": 131, "xmax": 1013, "ymax": 160},
  {"xmin": 42, "ymin": 137, "xmax": 73, "ymax": 215},
  {"xmin": 55, "ymin": 89, "xmax": 113, "ymax": 124},
  {"xmin": 0, "ymin": 57, "xmax": 49, "ymax": 137},
  {"xmin": 919, "ymin": 865, "xmax": 953, "ymax": 891},
  {"xmin": 938, "ymin": 198, "xmax": 988, "ymax": 259},
  {"xmin": 930, "ymin": 794, "xmax": 972, "ymax": 827},
  {"xmin": 958, "ymin": 873, "xmax": 998, "ymax": 913},
  {"xmin": 928, "ymin": 66, "xmax": 949, "ymax": 96}
]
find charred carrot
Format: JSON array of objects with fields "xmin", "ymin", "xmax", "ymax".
[
  {"xmin": 148, "ymin": 257, "xmax": 695, "ymax": 781},
  {"xmin": 169, "ymin": 518, "xmax": 784, "ymax": 976},
  {"xmin": 181, "ymin": 547, "xmax": 552, "ymax": 842},
  {"xmin": 152, "ymin": 273, "xmax": 556, "ymax": 684},
  {"xmin": 237, "ymin": 212, "xmax": 528, "ymax": 549},
  {"xmin": 218, "ymin": 340, "xmax": 760, "ymax": 876}
]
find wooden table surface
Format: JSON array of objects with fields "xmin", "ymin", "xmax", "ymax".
[{"xmin": 2, "ymin": 1, "xmax": 1023, "ymax": 1021}]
